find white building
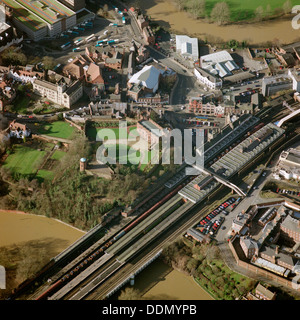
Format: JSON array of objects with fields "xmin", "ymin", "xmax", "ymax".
[
  {"xmin": 200, "ymin": 50, "xmax": 239, "ymax": 78},
  {"xmin": 194, "ymin": 66, "xmax": 222, "ymax": 90},
  {"xmin": 175, "ymin": 35, "xmax": 199, "ymax": 61},
  {"xmin": 128, "ymin": 65, "xmax": 163, "ymax": 93},
  {"xmin": 273, "ymin": 147, "xmax": 300, "ymax": 181},
  {"xmin": 32, "ymin": 79, "xmax": 83, "ymax": 108},
  {"xmin": 288, "ymin": 68, "xmax": 300, "ymax": 92}
]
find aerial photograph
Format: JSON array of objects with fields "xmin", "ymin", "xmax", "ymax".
[{"xmin": 0, "ymin": 0, "xmax": 300, "ymax": 307}]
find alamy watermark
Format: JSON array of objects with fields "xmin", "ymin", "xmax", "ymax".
[
  {"xmin": 292, "ymin": 5, "xmax": 300, "ymax": 29},
  {"xmin": 94, "ymin": 121, "xmax": 204, "ymax": 175}
]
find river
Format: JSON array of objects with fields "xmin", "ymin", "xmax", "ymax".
[
  {"xmin": 0, "ymin": 211, "xmax": 212, "ymax": 300},
  {"xmin": 0, "ymin": 210, "xmax": 85, "ymax": 253},
  {"xmin": 132, "ymin": 259, "xmax": 214, "ymax": 300},
  {"xmin": 130, "ymin": 0, "xmax": 300, "ymax": 45}
]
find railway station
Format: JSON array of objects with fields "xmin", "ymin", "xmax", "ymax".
[
  {"xmin": 178, "ymin": 173, "xmax": 219, "ymax": 204},
  {"xmin": 207, "ymin": 123, "xmax": 285, "ymax": 180}
]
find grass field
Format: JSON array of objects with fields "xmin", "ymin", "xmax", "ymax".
[
  {"xmin": 36, "ymin": 169, "xmax": 54, "ymax": 182},
  {"xmin": 103, "ymin": 143, "xmax": 153, "ymax": 171},
  {"xmin": 87, "ymin": 126, "xmax": 139, "ymax": 141},
  {"xmin": 37, "ymin": 121, "xmax": 75, "ymax": 139},
  {"xmin": 3, "ymin": 145, "xmax": 46, "ymax": 177},
  {"xmin": 51, "ymin": 150, "xmax": 66, "ymax": 161},
  {"xmin": 193, "ymin": 0, "xmax": 299, "ymax": 22}
]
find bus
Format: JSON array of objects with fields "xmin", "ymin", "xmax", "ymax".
[
  {"xmin": 86, "ymin": 36, "xmax": 96, "ymax": 43},
  {"xmin": 72, "ymin": 47, "xmax": 81, "ymax": 52},
  {"xmin": 85, "ymin": 34, "xmax": 95, "ymax": 41},
  {"xmin": 61, "ymin": 42, "xmax": 71, "ymax": 50},
  {"xmin": 53, "ymin": 64, "xmax": 61, "ymax": 71},
  {"xmin": 74, "ymin": 38, "xmax": 82, "ymax": 45}
]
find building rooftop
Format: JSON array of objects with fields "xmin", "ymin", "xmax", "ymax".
[
  {"xmin": 207, "ymin": 123, "xmax": 285, "ymax": 179},
  {"xmin": 140, "ymin": 120, "xmax": 163, "ymax": 137},
  {"xmin": 2, "ymin": 0, "xmax": 47, "ymax": 30},
  {"xmin": 200, "ymin": 50, "xmax": 239, "ymax": 78},
  {"xmin": 175, "ymin": 35, "xmax": 199, "ymax": 60},
  {"xmin": 4, "ymin": 0, "xmax": 74, "ymax": 26},
  {"xmin": 129, "ymin": 65, "xmax": 163, "ymax": 91}
]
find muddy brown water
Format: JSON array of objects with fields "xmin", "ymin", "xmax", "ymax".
[
  {"xmin": 132, "ymin": 0, "xmax": 300, "ymax": 45},
  {"xmin": 0, "ymin": 211, "xmax": 85, "ymax": 252},
  {"xmin": 0, "ymin": 211, "xmax": 212, "ymax": 299},
  {"xmin": 132, "ymin": 259, "xmax": 214, "ymax": 300}
]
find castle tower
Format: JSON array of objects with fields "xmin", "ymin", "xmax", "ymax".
[{"xmin": 80, "ymin": 157, "xmax": 87, "ymax": 172}]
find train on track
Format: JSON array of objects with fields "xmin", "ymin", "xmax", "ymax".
[{"xmin": 35, "ymin": 183, "xmax": 186, "ymax": 300}]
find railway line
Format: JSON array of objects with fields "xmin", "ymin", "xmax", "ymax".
[
  {"xmin": 84, "ymin": 195, "xmax": 216, "ymax": 300},
  {"xmin": 47, "ymin": 194, "xmax": 186, "ymax": 300},
  {"xmin": 69, "ymin": 200, "xmax": 194, "ymax": 300}
]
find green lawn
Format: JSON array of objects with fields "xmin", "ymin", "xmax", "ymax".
[
  {"xmin": 51, "ymin": 150, "xmax": 66, "ymax": 160},
  {"xmin": 88, "ymin": 126, "xmax": 139, "ymax": 141},
  {"xmin": 103, "ymin": 144, "xmax": 153, "ymax": 171},
  {"xmin": 38, "ymin": 121, "xmax": 75, "ymax": 139},
  {"xmin": 3, "ymin": 145, "xmax": 46, "ymax": 177},
  {"xmin": 36, "ymin": 169, "xmax": 54, "ymax": 182},
  {"xmin": 202, "ymin": 0, "xmax": 299, "ymax": 22}
]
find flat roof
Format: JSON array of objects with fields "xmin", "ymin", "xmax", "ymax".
[
  {"xmin": 13, "ymin": 0, "xmax": 74, "ymax": 25},
  {"xmin": 140, "ymin": 120, "xmax": 163, "ymax": 137},
  {"xmin": 2, "ymin": 0, "xmax": 47, "ymax": 30},
  {"xmin": 176, "ymin": 35, "xmax": 199, "ymax": 60}
]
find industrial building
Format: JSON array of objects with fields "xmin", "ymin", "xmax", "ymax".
[
  {"xmin": 200, "ymin": 50, "xmax": 239, "ymax": 78},
  {"xmin": 207, "ymin": 123, "xmax": 285, "ymax": 180}
]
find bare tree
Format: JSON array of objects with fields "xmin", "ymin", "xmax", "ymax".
[
  {"xmin": 174, "ymin": 0, "xmax": 186, "ymax": 11},
  {"xmin": 189, "ymin": 0, "xmax": 206, "ymax": 19},
  {"xmin": 210, "ymin": 2, "xmax": 231, "ymax": 25},
  {"xmin": 283, "ymin": 0, "xmax": 292, "ymax": 14},
  {"xmin": 265, "ymin": 4, "xmax": 272, "ymax": 17},
  {"xmin": 255, "ymin": 6, "xmax": 264, "ymax": 22}
]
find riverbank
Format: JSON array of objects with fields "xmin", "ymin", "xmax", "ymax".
[
  {"xmin": 131, "ymin": 0, "xmax": 300, "ymax": 45},
  {"xmin": 0, "ymin": 210, "xmax": 85, "ymax": 299},
  {"xmin": 130, "ymin": 258, "xmax": 214, "ymax": 300}
]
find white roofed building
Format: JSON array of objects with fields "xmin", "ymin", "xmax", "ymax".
[
  {"xmin": 128, "ymin": 65, "xmax": 163, "ymax": 93},
  {"xmin": 175, "ymin": 35, "xmax": 199, "ymax": 61},
  {"xmin": 200, "ymin": 50, "xmax": 239, "ymax": 78}
]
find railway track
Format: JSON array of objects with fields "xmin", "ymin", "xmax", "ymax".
[
  {"xmin": 84, "ymin": 198, "xmax": 213, "ymax": 300},
  {"xmin": 49, "ymin": 196, "xmax": 187, "ymax": 300}
]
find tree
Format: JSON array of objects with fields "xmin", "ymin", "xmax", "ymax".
[
  {"xmin": 283, "ymin": 0, "xmax": 292, "ymax": 14},
  {"xmin": 189, "ymin": 0, "xmax": 206, "ymax": 19},
  {"xmin": 210, "ymin": 2, "xmax": 231, "ymax": 25},
  {"xmin": 118, "ymin": 287, "xmax": 142, "ymax": 300},
  {"xmin": 42, "ymin": 56, "xmax": 56, "ymax": 70},
  {"xmin": 255, "ymin": 6, "xmax": 264, "ymax": 22},
  {"xmin": 265, "ymin": 4, "xmax": 272, "ymax": 17}
]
